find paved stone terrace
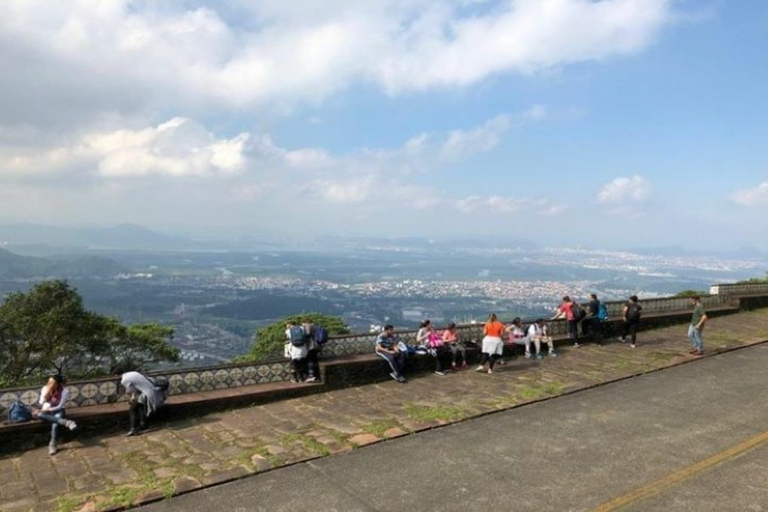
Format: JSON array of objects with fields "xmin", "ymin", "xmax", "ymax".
[{"xmin": 3, "ymin": 309, "xmax": 768, "ymax": 512}]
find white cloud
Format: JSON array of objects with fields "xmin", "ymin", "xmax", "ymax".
[
  {"xmin": 441, "ymin": 114, "xmax": 512, "ymax": 159},
  {"xmin": 598, "ymin": 175, "xmax": 651, "ymax": 205},
  {"xmin": 456, "ymin": 194, "xmax": 564, "ymax": 215},
  {"xmin": 0, "ymin": 0, "xmax": 674, "ymax": 123},
  {"xmin": 730, "ymin": 179, "xmax": 768, "ymax": 207},
  {"xmin": 0, "ymin": 117, "xmax": 250, "ymax": 178}
]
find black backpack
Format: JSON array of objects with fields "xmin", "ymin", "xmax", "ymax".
[
  {"xmin": 626, "ymin": 303, "xmax": 641, "ymax": 321},
  {"xmin": 571, "ymin": 302, "xmax": 586, "ymax": 322}
]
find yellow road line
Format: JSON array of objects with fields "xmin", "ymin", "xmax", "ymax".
[{"xmin": 592, "ymin": 428, "xmax": 768, "ymax": 512}]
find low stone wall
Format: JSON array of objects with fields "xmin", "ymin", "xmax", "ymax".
[
  {"xmin": 710, "ymin": 282, "xmax": 768, "ymax": 296},
  {"xmin": 0, "ymin": 284, "xmax": 760, "ymax": 412}
]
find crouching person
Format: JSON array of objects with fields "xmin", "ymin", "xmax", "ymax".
[
  {"xmin": 120, "ymin": 370, "xmax": 169, "ymax": 437},
  {"xmin": 34, "ymin": 374, "xmax": 77, "ymax": 456},
  {"xmin": 376, "ymin": 324, "xmax": 406, "ymax": 383}
]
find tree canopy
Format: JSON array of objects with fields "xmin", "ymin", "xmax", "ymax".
[
  {"xmin": 673, "ymin": 290, "xmax": 708, "ymax": 298},
  {"xmin": 0, "ymin": 280, "xmax": 178, "ymax": 387},
  {"xmin": 237, "ymin": 312, "xmax": 350, "ymax": 362}
]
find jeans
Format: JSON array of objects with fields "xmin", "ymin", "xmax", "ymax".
[
  {"xmin": 376, "ymin": 349, "xmax": 406, "ymax": 378},
  {"xmin": 37, "ymin": 410, "xmax": 65, "ymax": 445},
  {"xmin": 448, "ymin": 343, "xmax": 467, "ymax": 365},
  {"xmin": 290, "ymin": 358, "xmax": 307, "ymax": 380},
  {"xmin": 129, "ymin": 401, "xmax": 147, "ymax": 431},
  {"xmin": 688, "ymin": 325, "xmax": 704, "ymax": 351}
]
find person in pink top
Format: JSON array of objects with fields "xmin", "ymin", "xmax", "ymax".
[{"xmin": 441, "ymin": 322, "xmax": 467, "ymax": 369}]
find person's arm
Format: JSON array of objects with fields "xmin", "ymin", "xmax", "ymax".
[
  {"xmin": 551, "ymin": 306, "xmax": 565, "ymax": 321},
  {"xmin": 415, "ymin": 329, "xmax": 429, "ymax": 344},
  {"xmin": 696, "ymin": 310, "xmax": 708, "ymax": 330},
  {"xmin": 622, "ymin": 305, "xmax": 628, "ymax": 322}
]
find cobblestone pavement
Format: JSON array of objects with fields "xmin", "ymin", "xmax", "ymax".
[{"xmin": 3, "ymin": 310, "xmax": 768, "ymax": 512}]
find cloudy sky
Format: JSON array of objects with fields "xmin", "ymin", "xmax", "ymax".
[{"xmin": 1, "ymin": 0, "xmax": 767, "ymax": 249}]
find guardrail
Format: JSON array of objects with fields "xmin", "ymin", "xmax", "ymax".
[{"xmin": 0, "ymin": 283, "xmax": 762, "ymax": 411}]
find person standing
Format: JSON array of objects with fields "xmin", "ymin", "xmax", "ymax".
[
  {"xmin": 584, "ymin": 293, "xmax": 604, "ymax": 345},
  {"xmin": 553, "ymin": 296, "xmax": 583, "ymax": 348},
  {"xmin": 688, "ymin": 295, "xmax": 708, "ymax": 356},
  {"xmin": 618, "ymin": 295, "xmax": 642, "ymax": 348},
  {"xmin": 285, "ymin": 321, "xmax": 309, "ymax": 383},
  {"xmin": 476, "ymin": 313, "xmax": 505, "ymax": 374},
  {"xmin": 375, "ymin": 324, "xmax": 406, "ymax": 382},
  {"xmin": 302, "ymin": 318, "xmax": 320, "ymax": 383},
  {"xmin": 34, "ymin": 374, "xmax": 77, "ymax": 455}
]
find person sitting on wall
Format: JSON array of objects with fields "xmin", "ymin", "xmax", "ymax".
[
  {"xmin": 119, "ymin": 369, "xmax": 170, "ymax": 437},
  {"xmin": 442, "ymin": 322, "xmax": 467, "ymax": 370},
  {"xmin": 33, "ymin": 374, "xmax": 77, "ymax": 456},
  {"xmin": 527, "ymin": 318, "xmax": 558, "ymax": 359},
  {"xmin": 375, "ymin": 324, "xmax": 406, "ymax": 383},
  {"xmin": 416, "ymin": 319, "xmax": 447, "ymax": 376}
]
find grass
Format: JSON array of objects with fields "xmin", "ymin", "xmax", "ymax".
[
  {"xmin": 646, "ymin": 352, "xmax": 678, "ymax": 362},
  {"xmin": 403, "ymin": 404, "xmax": 465, "ymax": 423},
  {"xmin": 360, "ymin": 419, "xmax": 406, "ymax": 438},
  {"xmin": 280, "ymin": 433, "xmax": 331, "ymax": 457},
  {"xmin": 518, "ymin": 381, "xmax": 565, "ymax": 400}
]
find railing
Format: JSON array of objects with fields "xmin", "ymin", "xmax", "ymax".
[{"xmin": 0, "ymin": 282, "xmax": 764, "ymax": 411}]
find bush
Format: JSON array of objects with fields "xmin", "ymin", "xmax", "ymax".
[
  {"xmin": 674, "ymin": 290, "xmax": 708, "ymax": 298},
  {"xmin": 236, "ymin": 313, "xmax": 350, "ymax": 362}
]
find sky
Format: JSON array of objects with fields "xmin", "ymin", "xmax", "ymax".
[{"xmin": 0, "ymin": 0, "xmax": 767, "ymax": 250}]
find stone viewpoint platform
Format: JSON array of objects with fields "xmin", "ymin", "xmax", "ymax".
[{"xmin": 2, "ymin": 307, "xmax": 768, "ymax": 512}]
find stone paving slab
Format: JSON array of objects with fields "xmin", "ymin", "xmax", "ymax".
[{"xmin": 2, "ymin": 309, "xmax": 768, "ymax": 512}]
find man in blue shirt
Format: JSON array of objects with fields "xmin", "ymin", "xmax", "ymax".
[{"xmin": 375, "ymin": 324, "xmax": 406, "ymax": 383}]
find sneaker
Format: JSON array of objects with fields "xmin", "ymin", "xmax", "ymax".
[
  {"xmin": 397, "ymin": 376, "xmax": 406, "ymax": 383},
  {"xmin": 536, "ymin": 353, "xmax": 544, "ymax": 360},
  {"xmin": 549, "ymin": 352, "xmax": 559, "ymax": 358},
  {"xmin": 48, "ymin": 444, "xmax": 57, "ymax": 456},
  {"xmin": 524, "ymin": 352, "xmax": 533, "ymax": 359},
  {"xmin": 389, "ymin": 372, "xmax": 399, "ymax": 381},
  {"xmin": 475, "ymin": 365, "xmax": 485, "ymax": 372},
  {"xmin": 290, "ymin": 376, "xmax": 299, "ymax": 383},
  {"xmin": 124, "ymin": 429, "xmax": 139, "ymax": 437},
  {"xmin": 305, "ymin": 376, "xmax": 318, "ymax": 383},
  {"xmin": 62, "ymin": 419, "xmax": 77, "ymax": 431},
  {"xmin": 452, "ymin": 363, "xmax": 457, "ymax": 369},
  {"xmin": 434, "ymin": 371, "xmax": 446, "ymax": 376},
  {"xmin": 487, "ymin": 369, "xmax": 493, "ymax": 374},
  {"xmin": 573, "ymin": 343, "xmax": 580, "ymax": 348},
  {"xmin": 630, "ymin": 344, "xmax": 636, "ymax": 348},
  {"xmin": 693, "ymin": 350, "xmax": 704, "ymax": 357}
]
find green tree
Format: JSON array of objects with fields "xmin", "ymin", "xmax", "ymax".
[
  {"xmin": 740, "ymin": 272, "xmax": 768, "ymax": 283},
  {"xmin": 237, "ymin": 312, "xmax": 350, "ymax": 362},
  {"xmin": 0, "ymin": 280, "xmax": 179, "ymax": 386}
]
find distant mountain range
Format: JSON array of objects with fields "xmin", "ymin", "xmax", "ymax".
[{"xmin": 0, "ymin": 248, "xmax": 126, "ymax": 278}]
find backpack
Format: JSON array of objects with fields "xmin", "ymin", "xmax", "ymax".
[
  {"xmin": 426, "ymin": 332, "xmax": 443, "ymax": 348},
  {"xmin": 597, "ymin": 303, "xmax": 609, "ymax": 321},
  {"xmin": 627, "ymin": 303, "xmax": 641, "ymax": 321},
  {"xmin": 288, "ymin": 325, "xmax": 307, "ymax": 347},
  {"xmin": 571, "ymin": 302, "xmax": 586, "ymax": 322},
  {"xmin": 7, "ymin": 401, "xmax": 32, "ymax": 423},
  {"xmin": 313, "ymin": 325, "xmax": 329, "ymax": 345}
]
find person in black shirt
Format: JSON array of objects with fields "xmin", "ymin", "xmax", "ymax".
[
  {"xmin": 619, "ymin": 295, "xmax": 642, "ymax": 348},
  {"xmin": 584, "ymin": 293, "xmax": 604, "ymax": 345}
]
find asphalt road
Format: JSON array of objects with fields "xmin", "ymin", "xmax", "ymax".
[{"xmin": 140, "ymin": 344, "xmax": 768, "ymax": 512}]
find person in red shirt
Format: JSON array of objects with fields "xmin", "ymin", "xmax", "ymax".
[{"xmin": 552, "ymin": 295, "xmax": 582, "ymax": 348}]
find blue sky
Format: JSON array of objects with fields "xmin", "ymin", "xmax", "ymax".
[{"xmin": 0, "ymin": 0, "xmax": 767, "ymax": 250}]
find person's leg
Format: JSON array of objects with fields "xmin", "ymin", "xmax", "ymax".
[
  {"xmin": 458, "ymin": 344, "xmax": 467, "ymax": 365},
  {"xmin": 570, "ymin": 321, "xmax": 580, "ymax": 346},
  {"xmin": 376, "ymin": 350, "xmax": 402, "ymax": 379},
  {"xmin": 688, "ymin": 325, "xmax": 697, "ymax": 350},
  {"xmin": 595, "ymin": 320, "xmax": 604, "ymax": 344},
  {"xmin": 395, "ymin": 351, "xmax": 406, "ymax": 376},
  {"xmin": 434, "ymin": 348, "xmax": 444, "ymax": 374},
  {"xmin": 307, "ymin": 349, "xmax": 320, "ymax": 381},
  {"xmin": 488, "ymin": 354, "xmax": 498, "ymax": 371},
  {"xmin": 476, "ymin": 352, "xmax": 489, "ymax": 371},
  {"xmin": 128, "ymin": 400, "xmax": 141, "ymax": 431},
  {"xmin": 629, "ymin": 322, "xmax": 638, "ymax": 346},
  {"xmin": 290, "ymin": 358, "xmax": 302, "ymax": 382},
  {"xmin": 692, "ymin": 327, "xmax": 704, "ymax": 353}
]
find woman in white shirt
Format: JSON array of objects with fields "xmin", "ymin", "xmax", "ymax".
[{"xmin": 34, "ymin": 374, "xmax": 77, "ymax": 455}]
